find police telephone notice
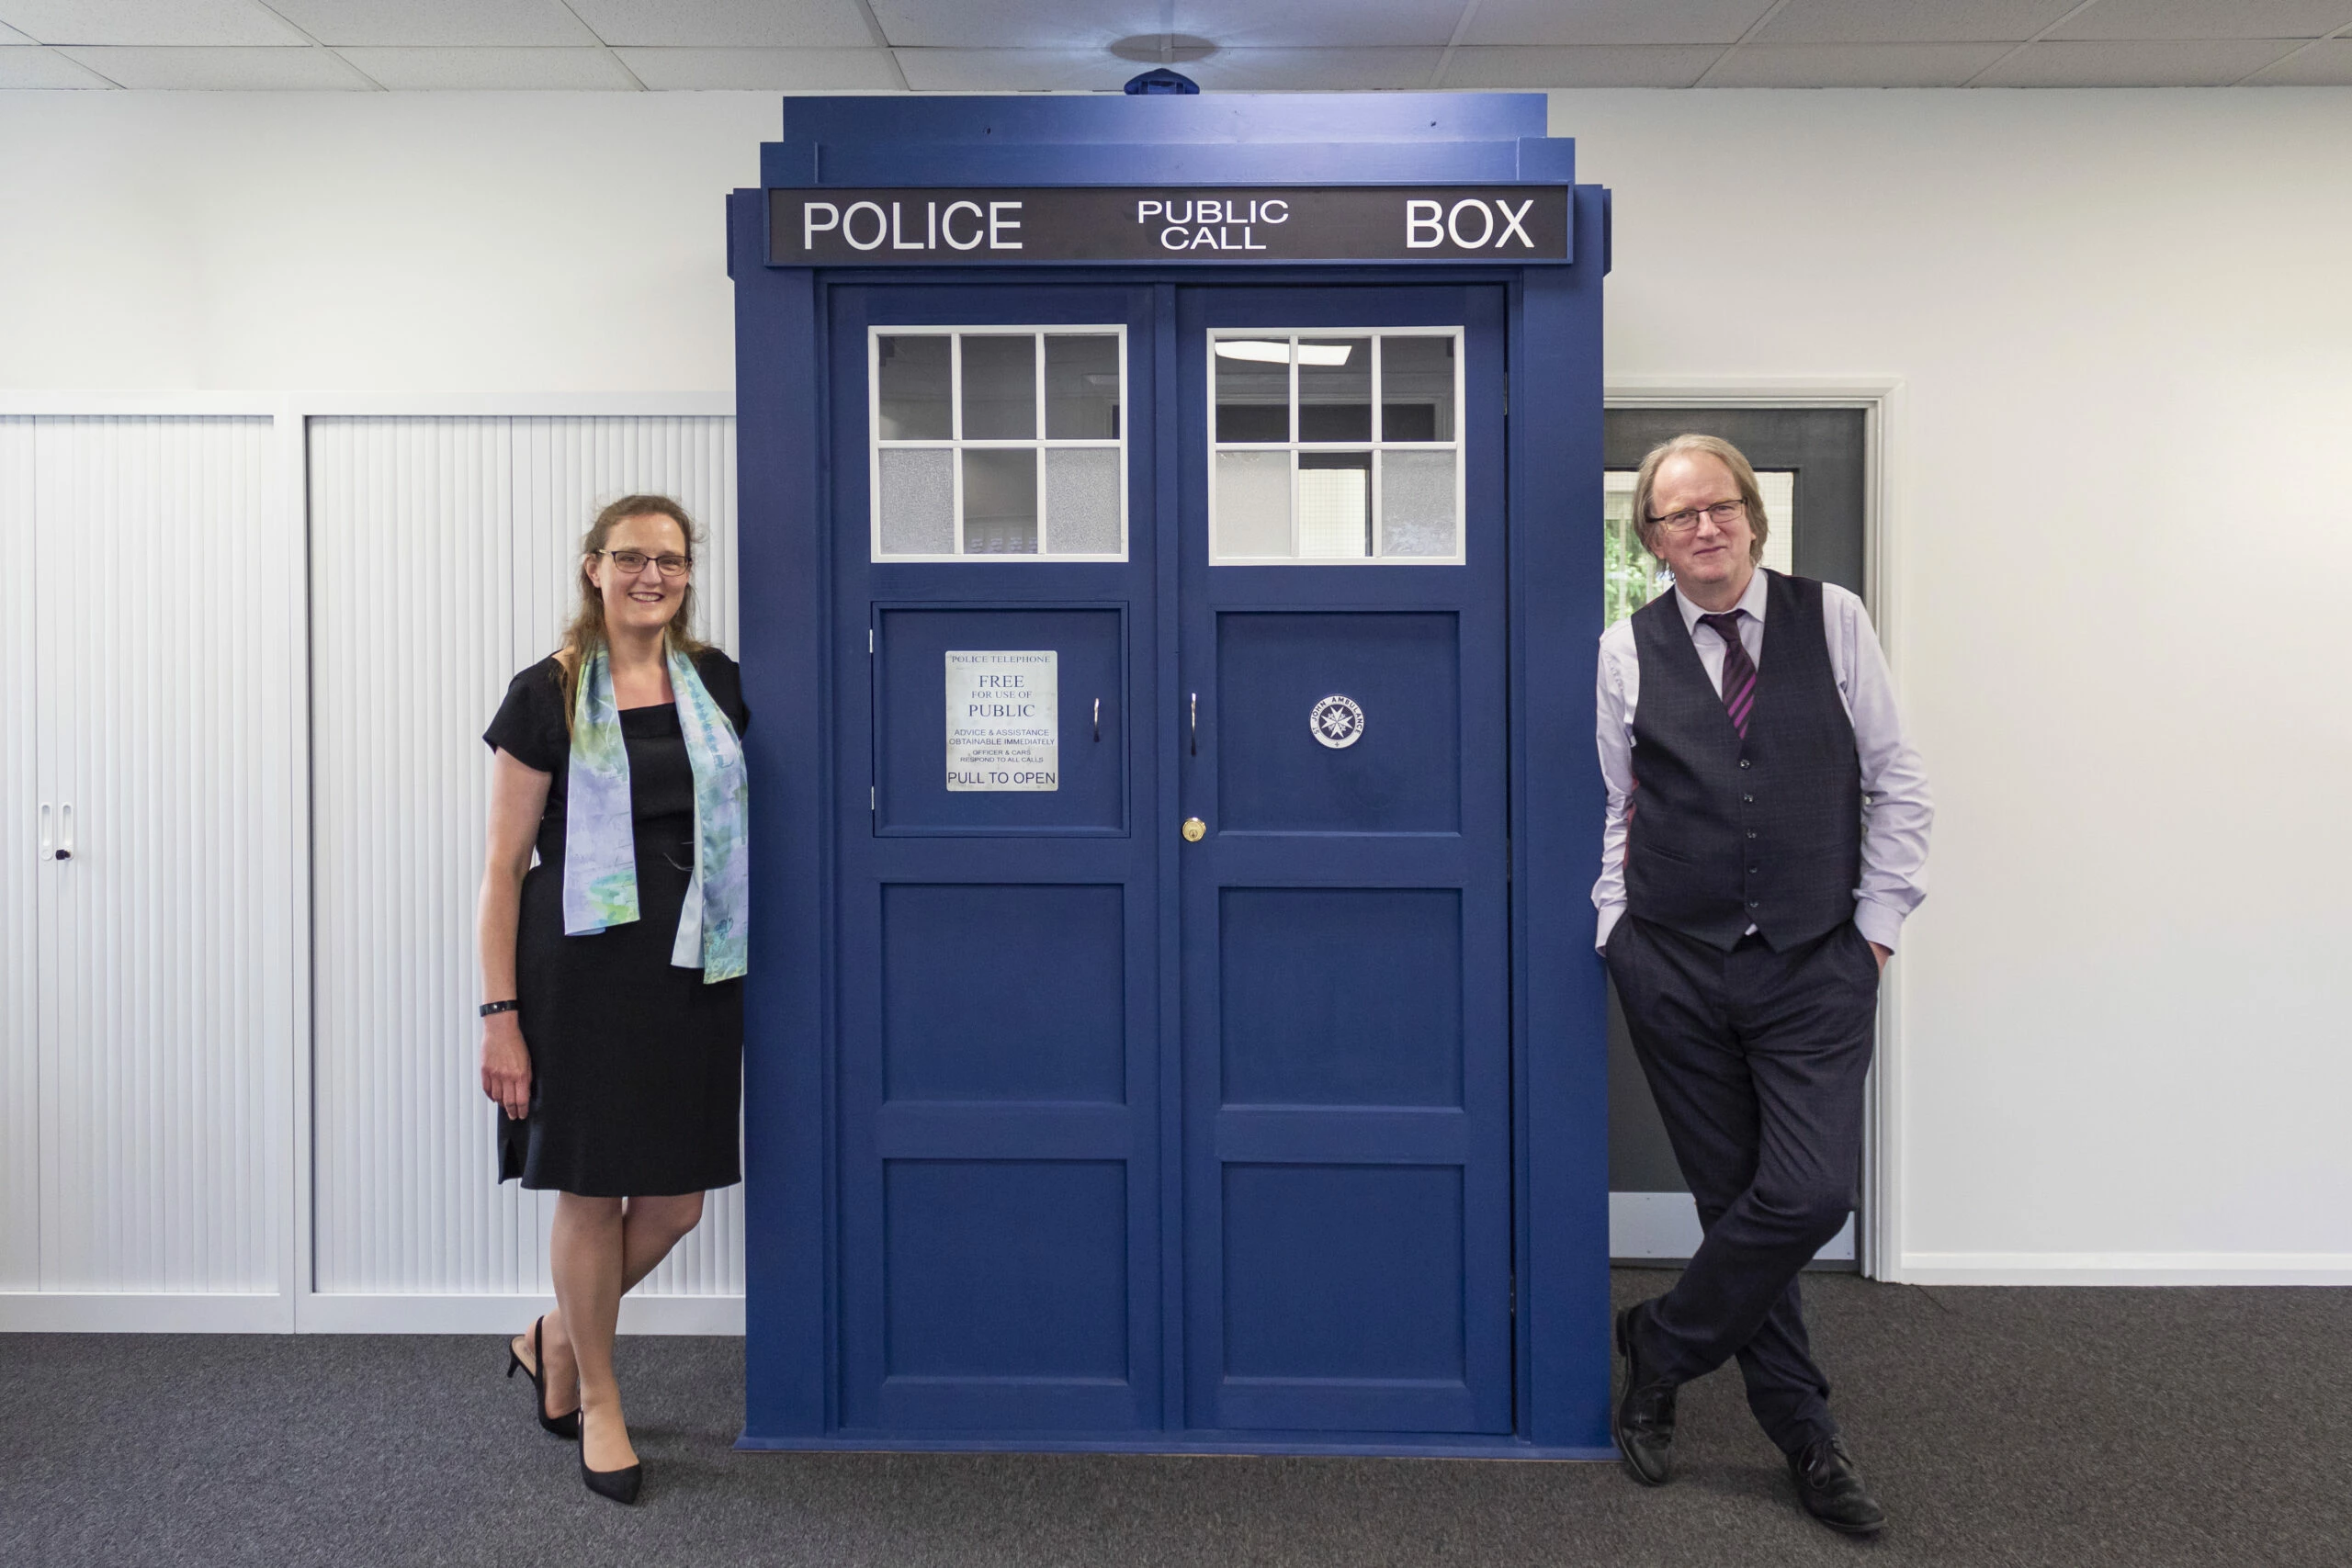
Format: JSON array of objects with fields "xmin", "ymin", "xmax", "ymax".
[{"xmin": 944, "ymin": 650, "xmax": 1058, "ymax": 792}]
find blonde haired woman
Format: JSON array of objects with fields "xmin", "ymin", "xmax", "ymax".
[{"xmin": 476, "ymin": 495, "xmax": 749, "ymax": 1505}]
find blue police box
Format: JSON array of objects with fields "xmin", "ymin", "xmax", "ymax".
[{"xmin": 727, "ymin": 87, "xmax": 1612, "ymax": 1457}]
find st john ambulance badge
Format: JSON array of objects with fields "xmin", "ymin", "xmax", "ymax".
[{"xmin": 1309, "ymin": 694, "xmax": 1365, "ymax": 750}]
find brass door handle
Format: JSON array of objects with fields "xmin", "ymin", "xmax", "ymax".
[{"xmin": 1182, "ymin": 818, "xmax": 1205, "ymax": 843}]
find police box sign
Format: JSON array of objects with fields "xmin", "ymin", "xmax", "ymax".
[{"xmin": 768, "ymin": 186, "xmax": 1569, "ymax": 265}]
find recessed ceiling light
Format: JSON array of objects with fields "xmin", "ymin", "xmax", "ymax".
[{"xmin": 1216, "ymin": 341, "xmax": 1353, "ymax": 366}]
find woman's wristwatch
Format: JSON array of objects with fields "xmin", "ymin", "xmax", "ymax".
[{"xmin": 480, "ymin": 999, "xmax": 520, "ymax": 1018}]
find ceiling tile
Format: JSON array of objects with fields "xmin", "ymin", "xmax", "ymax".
[
  {"xmin": 0, "ymin": 18, "xmax": 34, "ymax": 43},
  {"xmin": 1181, "ymin": 46, "xmax": 1445, "ymax": 89},
  {"xmin": 561, "ymin": 0, "xmax": 874, "ymax": 49},
  {"xmin": 1706, "ymin": 40, "xmax": 2016, "ymax": 85},
  {"xmin": 332, "ymin": 45, "xmax": 638, "ymax": 88},
  {"xmin": 1757, "ymin": 0, "xmax": 2079, "ymax": 45},
  {"xmin": 870, "ymin": 2, "xmax": 1157, "ymax": 51},
  {"xmin": 895, "ymin": 46, "xmax": 1147, "ymax": 90},
  {"xmin": 2245, "ymin": 37, "xmax": 2352, "ymax": 79},
  {"xmin": 1440, "ymin": 44, "xmax": 1721, "ymax": 86},
  {"xmin": 1973, "ymin": 38, "xmax": 2301, "ymax": 84},
  {"xmin": 0, "ymin": 43, "xmax": 115, "ymax": 84},
  {"xmin": 1177, "ymin": 2, "xmax": 1465, "ymax": 49},
  {"xmin": 1465, "ymin": 0, "xmax": 1778, "ymax": 48},
  {"xmin": 263, "ymin": 2, "xmax": 597, "ymax": 48},
  {"xmin": 0, "ymin": 1, "xmax": 304, "ymax": 46},
  {"xmin": 616, "ymin": 46, "xmax": 903, "ymax": 88},
  {"xmin": 2052, "ymin": 1, "xmax": 2352, "ymax": 41},
  {"xmin": 52, "ymin": 43, "xmax": 375, "ymax": 85}
]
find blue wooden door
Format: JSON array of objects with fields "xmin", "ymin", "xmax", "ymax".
[
  {"xmin": 831, "ymin": 283, "xmax": 1163, "ymax": 1433},
  {"xmin": 1178, "ymin": 286, "xmax": 1514, "ymax": 1435}
]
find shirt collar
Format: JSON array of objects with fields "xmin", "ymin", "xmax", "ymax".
[{"xmin": 1672, "ymin": 566, "xmax": 1770, "ymax": 637}]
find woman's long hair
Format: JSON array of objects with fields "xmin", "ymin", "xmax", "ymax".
[{"xmin": 556, "ymin": 494, "xmax": 708, "ymax": 731}]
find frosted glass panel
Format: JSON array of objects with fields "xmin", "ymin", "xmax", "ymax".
[
  {"xmin": 878, "ymin": 447, "xmax": 954, "ymax": 555},
  {"xmin": 1299, "ymin": 453, "xmax": 1371, "ymax": 558},
  {"xmin": 877, "ymin": 336, "xmax": 952, "ymax": 440},
  {"xmin": 961, "ymin": 335, "xmax": 1036, "ymax": 440},
  {"xmin": 1380, "ymin": 450, "xmax": 1457, "ymax": 558},
  {"xmin": 1216, "ymin": 450, "xmax": 1290, "ymax": 558},
  {"xmin": 1046, "ymin": 447, "xmax": 1121, "ymax": 555},
  {"xmin": 1046, "ymin": 335, "xmax": 1120, "ymax": 439},
  {"xmin": 962, "ymin": 447, "xmax": 1037, "ymax": 554}
]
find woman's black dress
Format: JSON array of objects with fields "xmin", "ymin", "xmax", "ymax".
[{"xmin": 483, "ymin": 651, "xmax": 748, "ymax": 1197}]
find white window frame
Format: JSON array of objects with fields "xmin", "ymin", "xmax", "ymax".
[
  {"xmin": 1207, "ymin": 326, "xmax": 1467, "ymax": 567},
  {"xmin": 868, "ymin": 325, "xmax": 1129, "ymax": 563}
]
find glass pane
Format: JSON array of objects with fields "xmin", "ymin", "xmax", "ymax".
[
  {"xmin": 1379, "ymin": 450, "xmax": 1456, "ymax": 558},
  {"xmin": 961, "ymin": 335, "xmax": 1036, "ymax": 440},
  {"xmin": 1297, "ymin": 337, "xmax": 1371, "ymax": 442},
  {"xmin": 1215, "ymin": 338, "xmax": 1290, "ymax": 443},
  {"xmin": 1044, "ymin": 448, "xmax": 1121, "ymax": 555},
  {"xmin": 1215, "ymin": 450, "xmax": 1290, "ymax": 558},
  {"xmin": 878, "ymin": 447, "xmax": 955, "ymax": 555},
  {"xmin": 1756, "ymin": 470, "xmax": 1795, "ymax": 576},
  {"xmin": 1602, "ymin": 470, "xmax": 1660, "ymax": 625},
  {"xmin": 876, "ymin": 334, "xmax": 952, "ymax": 440},
  {"xmin": 1298, "ymin": 452, "xmax": 1372, "ymax": 558},
  {"xmin": 1045, "ymin": 335, "xmax": 1120, "ymax": 440},
  {"xmin": 1379, "ymin": 335, "xmax": 1454, "ymax": 442},
  {"xmin": 961, "ymin": 447, "xmax": 1037, "ymax": 554}
]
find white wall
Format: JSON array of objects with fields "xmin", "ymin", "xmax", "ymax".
[{"xmin": 4, "ymin": 85, "xmax": 2348, "ymax": 1285}]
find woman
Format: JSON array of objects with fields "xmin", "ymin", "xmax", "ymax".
[{"xmin": 476, "ymin": 495, "xmax": 749, "ymax": 1505}]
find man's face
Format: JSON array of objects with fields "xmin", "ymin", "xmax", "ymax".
[{"xmin": 1648, "ymin": 452, "xmax": 1756, "ymax": 596}]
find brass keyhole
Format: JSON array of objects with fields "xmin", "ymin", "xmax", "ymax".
[{"xmin": 1182, "ymin": 818, "xmax": 1206, "ymax": 843}]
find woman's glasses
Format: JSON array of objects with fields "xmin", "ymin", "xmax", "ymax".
[{"xmin": 598, "ymin": 548, "xmax": 692, "ymax": 579}]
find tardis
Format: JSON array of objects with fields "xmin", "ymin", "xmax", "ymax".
[{"xmin": 729, "ymin": 87, "xmax": 1612, "ymax": 1457}]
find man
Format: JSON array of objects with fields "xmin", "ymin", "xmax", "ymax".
[{"xmin": 1594, "ymin": 434, "xmax": 1931, "ymax": 1536}]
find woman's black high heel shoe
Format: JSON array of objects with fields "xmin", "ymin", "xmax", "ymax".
[
  {"xmin": 504, "ymin": 1315, "xmax": 582, "ymax": 1440},
  {"xmin": 579, "ymin": 1405, "xmax": 643, "ymax": 1506}
]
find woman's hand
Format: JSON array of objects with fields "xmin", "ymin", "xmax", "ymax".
[{"xmin": 481, "ymin": 1012, "xmax": 533, "ymax": 1119}]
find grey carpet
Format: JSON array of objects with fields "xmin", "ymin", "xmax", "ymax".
[{"xmin": 4, "ymin": 1271, "xmax": 2346, "ymax": 1567}]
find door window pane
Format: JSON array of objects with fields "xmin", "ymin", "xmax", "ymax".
[
  {"xmin": 877, "ymin": 335, "xmax": 952, "ymax": 440},
  {"xmin": 1380, "ymin": 450, "xmax": 1456, "ymax": 558},
  {"xmin": 878, "ymin": 447, "xmax": 955, "ymax": 556},
  {"xmin": 1215, "ymin": 450, "xmax": 1291, "ymax": 558},
  {"xmin": 1216, "ymin": 340, "xmax": 1291, "ymax": 443},
  {"xmin": 961, "ymin": 335, "xmax": 1036, "ymax": 440},
  {"xmin": 1298, "ymin": 453, "xmax": 1371, "ymax": 558},
  {"xmin": 1297, "ymin": 337, "xmax": 1371, "ymax": 442},
  {"xmin": 1046, "ymin": 448, "xmax": 1121, "ymax": 556},
  {"xmin": 1379, "ymin": 335, "xmax": 1454, "ymax": 442},
  {"xmin": 961, "ymin": 448, "xmax": 1038, "ymax": 554},
  {"xmin": 1045, "ymin": 335, "xmax": 1120, "ymax": 440},
  {"xmin": 870, "ymin": 327, "xmax": 1125, "ymax": 559}
]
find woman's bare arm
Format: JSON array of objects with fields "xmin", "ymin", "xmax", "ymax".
[{"xmin": 479, "ymin": 749, "xmax": 553, "ymax": 1119}]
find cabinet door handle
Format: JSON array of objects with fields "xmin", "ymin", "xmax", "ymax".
[
  {"xmin": 58, "ymin": 802, "xmax": 73, "ymax": 861},
  {"xmin": 39, "ymin": 803, "xmax": 51, "ymax": 858}
]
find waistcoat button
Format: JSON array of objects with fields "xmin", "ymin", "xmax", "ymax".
[{"xmin": 1738, "ymin": 759, "xmax": 1751, "ymax": 769}]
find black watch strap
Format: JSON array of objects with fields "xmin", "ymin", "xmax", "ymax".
[{"xmin": 480, "ymin": 999, "xmax": 520, "ymax": 1018}]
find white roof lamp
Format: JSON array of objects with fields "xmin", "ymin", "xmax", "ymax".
[{"xmin": 1214, "ymin": 340, "xmax": 1353, "ymax": 367}]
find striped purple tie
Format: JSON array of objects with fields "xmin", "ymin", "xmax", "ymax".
[{"xmin": 1700, "ymin": 613, "xmax": 1757, "ymax": 739}]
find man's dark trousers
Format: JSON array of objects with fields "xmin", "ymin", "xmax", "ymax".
[{"xmin": 1606, "ymin": 911, "xmax": 1881, "ymax": 1454}]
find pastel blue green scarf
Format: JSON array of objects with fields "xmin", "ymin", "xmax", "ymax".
[{"xmin": 561, "ymin": 643, "xmax": 749, "ymax": 982}]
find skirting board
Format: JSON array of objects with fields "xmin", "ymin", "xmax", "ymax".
[
  {"xmin": 1894, "ymin": 1254, "xmax": 2352, "ymax": 1286},
  {"xmin": 1611, "ymin": 1191, "xmax": 1854, "ymax": 1264},
  {"xmin": 0, "ymin": 1293, "xmax": 742, "ymax": 1335}
]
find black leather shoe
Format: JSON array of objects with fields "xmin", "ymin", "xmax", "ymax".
[
  {"xmin": 1788, "ymin": 1435, "xmax": 1885, "ymax": 1536},
  {"xmin": 1612, "ymin": 1302, "xmax": 1679, "ymax": 1485}
]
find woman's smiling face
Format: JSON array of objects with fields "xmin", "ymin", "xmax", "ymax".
[{"xmin": 585, "ymin": 513, "xmax": 692, "ymax": 638}]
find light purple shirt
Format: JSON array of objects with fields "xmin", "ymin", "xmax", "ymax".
[{"xmin": 1593, "ymin": 569, "xmax": 1933, "ymax": 953}]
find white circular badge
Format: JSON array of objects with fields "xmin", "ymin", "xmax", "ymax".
[{"xmin": 1309, "ymin": 694, "xmax": 1365, "ymax": 750}]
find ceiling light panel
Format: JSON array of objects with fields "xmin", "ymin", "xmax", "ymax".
[
  {"xmin": 1973, "ymin": 37, "xmax": 2302, "ymax": 84},
  {"xmin": 560, "ymin": 0, "xmax": 875, "ymax": 49},
  {"xmin": 1756, "ymin": 0, "xmax": 2082, "ymax": 45},
  {"xmin": 616, "ymin": 46, "xmax": 903, "ymax": 88},
  {"xmin": 334, "ymin": 45, "xmax": 638, "ymax": 88},
  {"xmin": 261, "ymin": 1, "xmax": 598, "ymax": 48},
  {"xmin": 2052, "ymin": 1, "xmax": 2352, "ymax": 40},
  {"xmin": 51, "ymin": 43, "xmax": 375, "ymax": 85},
  {"xmin": 1707, "ymin": 41, "xmax": 2016, "ymax": 85},
  {"xmin": 0, "ymin": 0, "xmax": 306, "ymax": 47},
  {"xmin": 1438, "ymin": 44, "xmax": 1720, "ymax": 87},
  {"xmin": 1465, "ymin": 0, "xmax": 1779, "ymax": 48}
]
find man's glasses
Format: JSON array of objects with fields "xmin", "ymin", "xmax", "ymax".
[
  {"xmin": 1647, "ymin": 498, "xmax": 1747, "ymax": 536},
  {"xmin": 599, "ymin": 548, "xmax": 692, "ymax": 579}
]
